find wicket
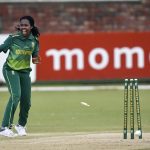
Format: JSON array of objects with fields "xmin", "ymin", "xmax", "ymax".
[{"xmin": 123, "ymin": 79, "xmax": 142, "ymax": 139}]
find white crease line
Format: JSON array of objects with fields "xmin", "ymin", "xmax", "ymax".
[{"xmin": 0, "ymin": 85, "xmax": 150, "ymax": 92}]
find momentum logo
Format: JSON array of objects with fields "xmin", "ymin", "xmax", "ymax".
[{"xmin": 46, "ymin": 47, "xmax": 145, "ymax": 71}]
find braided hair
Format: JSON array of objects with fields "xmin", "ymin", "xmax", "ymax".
[{"xmin": 20, "ymin": 16, "xmax": 40, "ymax": 37}]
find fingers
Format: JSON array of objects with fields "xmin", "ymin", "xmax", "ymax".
[{"xmin": 32, "ymin": 55, "xmax": 41, "ymax": 64}]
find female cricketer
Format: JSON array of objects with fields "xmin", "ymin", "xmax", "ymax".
[{"xmin": 0, "ymin": 16, "xmax": 41, "ymax": 137}]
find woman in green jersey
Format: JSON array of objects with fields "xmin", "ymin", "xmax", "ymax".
[{"xmin": 0, "ymin": 16, "xmax": 41, "ymax": 137}]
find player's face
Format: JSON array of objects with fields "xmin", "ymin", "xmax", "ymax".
[{"xmin": 20, "ymin": 19, "xmax": 32, "ymax": 37}]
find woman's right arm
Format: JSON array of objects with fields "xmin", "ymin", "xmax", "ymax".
[{"xmin": 0, "ymin": 35, "xmax": 12, "ymax": 53}]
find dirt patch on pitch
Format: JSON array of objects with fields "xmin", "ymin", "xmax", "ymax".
[{"xmin": 0, "ymin": 132, "xmax": 150, "ymax": 150}]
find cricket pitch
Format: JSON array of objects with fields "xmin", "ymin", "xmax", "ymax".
[{"xmin": 0, "ymin": 132, "xmax": 150, "ymax": 150}]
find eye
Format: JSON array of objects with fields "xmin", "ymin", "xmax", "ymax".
[{"xmin": 20, "ymin": 24, "xmax": 29, "ymax": 27}]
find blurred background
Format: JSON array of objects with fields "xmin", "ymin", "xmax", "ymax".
[{"xmin": 0, "ymin": 0, "xmax": 150, "ymax": 84}]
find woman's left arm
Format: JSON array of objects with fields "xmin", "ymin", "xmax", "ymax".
[{"xmin": 32, "ymin": 39, "xmax": 41, "ymax": 64}]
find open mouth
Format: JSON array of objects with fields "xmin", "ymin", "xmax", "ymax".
[{"xmin": 22, "ymin": 29, "xmax": 28, "ymax": 35}]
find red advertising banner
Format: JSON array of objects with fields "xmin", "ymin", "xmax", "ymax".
[{"xmin": 37, "ymin": 32, "xmax": 150, "ymax": 81}]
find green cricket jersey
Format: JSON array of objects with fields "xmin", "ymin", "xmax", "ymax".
[{"xmin": 0, "ymin": 32, "xmax": 39, "ymax": 71}]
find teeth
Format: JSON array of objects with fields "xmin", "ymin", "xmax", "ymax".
[{"xmin": 22, "ymin": 30, "xmax": 27, "ymax": 34}]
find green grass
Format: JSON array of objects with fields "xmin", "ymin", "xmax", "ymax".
[{"xmin": 0, "ymin": 89, "xmax": 150, "ymax": 133}]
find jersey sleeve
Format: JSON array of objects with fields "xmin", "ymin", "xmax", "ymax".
[
  {"xmin": 0, "ymin": 35, "xmax": 12, "ymax": 53},
  {"xmin": 32, "ymin": 39, "xmax": 39, "ymax": 58}
]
